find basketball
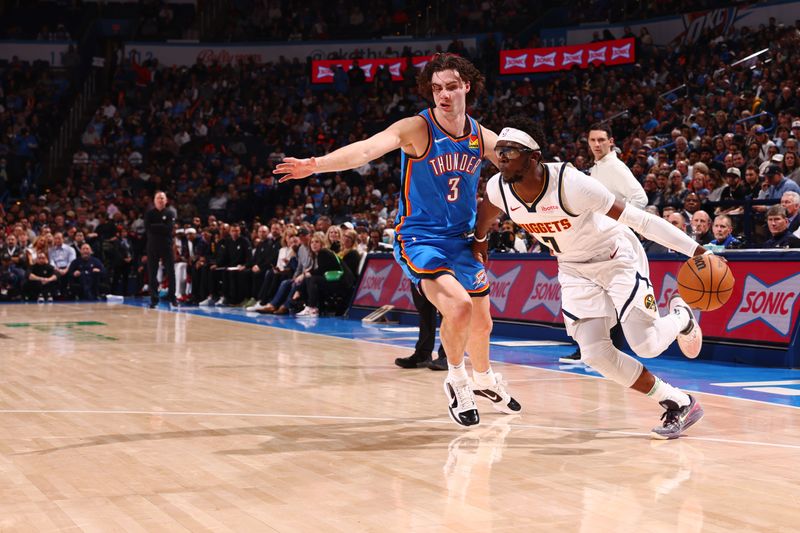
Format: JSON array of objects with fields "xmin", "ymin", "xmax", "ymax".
[{"xmin": 677, "ymin": 254, "xmax": 735, "ymax": 311}]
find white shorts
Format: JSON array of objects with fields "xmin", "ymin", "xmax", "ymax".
[{"xmin": 558, "ymin": 231, "xmax": 658, "ymax": 337}]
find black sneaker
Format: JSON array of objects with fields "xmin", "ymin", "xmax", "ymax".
[
  {"xmin": 428, "ymin": 355, "xmax": 448, "ymax": 371},
  {"xmin": 651, "ymin": 394, "xmax": 704, "ymax": 440},
  {"xmin": 394, "ymin": 353, "xmax": 432, "ymax": 369},
  {"xmin": 558, "ymin": 349, "xmax": 582, "ymax": 364},
  {"xmin": 149, "ymin": 300, "xmax": 158, "ymax": 309}
]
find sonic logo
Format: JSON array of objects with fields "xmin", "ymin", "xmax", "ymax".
[
  {"xmin": 657, "ymin": 273, "xmax": 701, "ymax": 321},
  {"xmin": 504, "ymin": 54, "xmax": 527, "ymax": 70},
  {"xmin": 521, "ymin": 271, "xmax": 561, "ymax": 316},
  {"xmin": 533, "ymin": 52, "xmax": 557, "ymax": 68},
  {"xmin": 611, "ymin": 43, "xmax": 632, "ymax": 60},
  {"xmin": 562, "ymin": 50, "xmax": 583, "ymax": 66},
  {"xmin": 488, "ymin": 266, "xmax": 522, "ymax": 313},
  {"xmin": 588, "ymin": 47, "xmax": 607, "ymax": 63},
  {"xmin": 727, "ymin": 273, "xmax": 800, "ymax": 336},
  {"xmin": 390, "ymin": 275, "xmax": 414, "ymax": 307},
  {"xmin": 355, "ymin": 264, "xmax": 393, "ymax": 303},
  {"xmin": 317, "ymin": 65, "xmax": 334, "ymax": 79}
]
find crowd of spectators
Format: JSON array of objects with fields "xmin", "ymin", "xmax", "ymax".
[
  {"xmin": 1, "ymin": 57, "xmax": 75, "ymax": 202},
  {"xmin": 3, "ymin": 16, "xmax": 800, "ymax": 306},
  {"xmin": 221, "ymin": 0, "xmax": 536, "ymax": 42}
]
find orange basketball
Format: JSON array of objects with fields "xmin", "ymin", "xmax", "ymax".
[{"xmin": 676, "ymin": 254, "xmax": 735, "ymax": 311}]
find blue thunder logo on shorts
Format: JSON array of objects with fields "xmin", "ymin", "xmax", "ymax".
[{"xmin": 395, "ymin": 108, "xmax": 484, "ymax": 240}]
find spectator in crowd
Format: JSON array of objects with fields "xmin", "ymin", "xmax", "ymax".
[
  {"xmin": 48, "ymin": 231, "xmax": 76, "ymax": 296},
  {"xmin": 781, "ymin": 191, "xmax": 800, "ymax": 233},
  {"xmin": 217, "ymin": 224, "xmax": 251, "ymax": 306},
  {"xmin": 783, "ymin": 151, "xmax": 800, "ymax": 185},
  {"xmin": 295, "ymin": 232, "xmax": 354, "ymax": 317},
  {"xmin": 759, "ymin": 166, "xmax": 800, "ymax": 203},
  {"xmin": 762, "ymin": 206, "xmax": 800, "ymax": 249},
  {"xmin": 248, "ymin": 227, "xmax": 299, "ymax": 312},
  {"xmin": 25, "ymin": 252, "xmax": 57, "ymax": 302},
  {"xmin": 708, "ymin": 215, "xmax": 741, "ymax": 250},
  {"xmin": 1, "ymin": 252, "xmax": 24, "ymax": 300},
  {"xmin": 690, "ymin": 210, "xmax": 714, "ymax": 245},
  {"xmin": 67, "ymin": 243, "xmax": 106, "ymax": 300}
]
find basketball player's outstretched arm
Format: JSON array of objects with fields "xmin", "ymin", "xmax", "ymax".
[
  {"xmin": 274, "ymin": 116, "xmax": 425, "ymax": 182},
  {"xmin": 607, "ymin": 199, "xmax": 708, "ymax": 257}
]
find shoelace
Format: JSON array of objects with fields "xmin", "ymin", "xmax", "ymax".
[
  {"xmin": 454, "ymin": 381, "xmax": 476, "ymax": 410},
  {"xmin": 660, "ymin": 408, "xmax": 680, "ymax": 426}
]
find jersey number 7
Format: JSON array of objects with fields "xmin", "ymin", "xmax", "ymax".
[{"xmin": 541, "ymin": 236, "xmax": 561, "ymax": 253}]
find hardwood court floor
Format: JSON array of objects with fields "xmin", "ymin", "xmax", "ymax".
[{"xmin": 0, "ymin": 303, "xmax": 798, "ymax": 532}]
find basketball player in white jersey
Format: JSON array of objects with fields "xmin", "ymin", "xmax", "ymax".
[
  {"xmin": 472, "ymin": 117, "xmax": 706, "ymax": 439},
  {"xmin": 561, "ymin": 123, "xmax": 648, "ymax": 364}
]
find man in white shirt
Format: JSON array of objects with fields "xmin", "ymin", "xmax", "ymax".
[
  {"xmin": 48, "ymin": 231, "xmax": 76, "ymax": 297},
  {"xmin": 561, "ymin": 123, "xmax": 647, "ymax": 364}
]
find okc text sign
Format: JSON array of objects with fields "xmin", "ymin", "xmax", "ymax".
[
  {"xmin": 500, "ymin": 38, "xmax": 635, "ymax": 74},
  {"xmin": 353, "ymin": 254, "xmax": 800, "ymax": 346}
]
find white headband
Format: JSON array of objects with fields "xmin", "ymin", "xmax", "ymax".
[{"xmin": 498, "ymin": 127, "xmax": 540, "ymax": 151}]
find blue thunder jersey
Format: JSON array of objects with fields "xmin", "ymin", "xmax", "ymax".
[{"xmin": 394, "ymin": 109, "xmax": 484, "ymax": 240}]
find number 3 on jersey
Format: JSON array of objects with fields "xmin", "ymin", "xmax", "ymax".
[{"xmin": 447, "ymin": 177, "xmax": 460, "ymax": 202}]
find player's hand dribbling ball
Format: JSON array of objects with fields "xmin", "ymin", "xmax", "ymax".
[{"xmin": 677, "ymin": 254, "xmax": 735, "ymax": 311}]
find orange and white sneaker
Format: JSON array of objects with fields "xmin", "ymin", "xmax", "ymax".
[{"xmin": 669, "ymin": 293, "xmax": 702, "ymax": 359}]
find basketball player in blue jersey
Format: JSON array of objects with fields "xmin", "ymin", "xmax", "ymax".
[
  {"xmin": 473, "ymin": 116, "xmax": 710, "ymax": 439},
  {"xmin": 276, "ymin": 54, "xmax": 521, "ymax": 427}
]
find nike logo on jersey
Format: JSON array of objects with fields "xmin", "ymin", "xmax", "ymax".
[
  {"xmin": 510, "ymin": 205, "xmax": 522, "ymax": 211},
  {"xmin": 434, "ymin": 137, "xmax": 449, "ymax": 143},
  {"xmin": 610, "ymin": 247, "xmax": 619, "ymax": 259}
]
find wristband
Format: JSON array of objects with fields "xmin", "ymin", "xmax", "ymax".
[{"xmin": 473, "ymin": 233, "xmax": 488, "ymax": 243}]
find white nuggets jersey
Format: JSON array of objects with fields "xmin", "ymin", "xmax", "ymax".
[{"xmin": 486, "ymin": 162, "xmax": 641, "ymax": 263}]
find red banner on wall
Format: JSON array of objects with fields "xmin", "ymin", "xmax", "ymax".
[
  {"xmin": 500, "ymin": 38, "xmax": 635, "ymax": 74},
  {"xmin": 352, "ymin": 255, "xmax": 800, "ymax": 346},
  {"xmin": 311, "ymin": 56, "xmax": 432, "ymax": 84}
]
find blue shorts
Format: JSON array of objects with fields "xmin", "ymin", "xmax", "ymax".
[{"xmin": 394, "ymin": 236, "xmax": 490, "ymax": 297}]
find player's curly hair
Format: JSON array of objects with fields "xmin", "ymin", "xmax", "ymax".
[
  {"xmin": 417, "ymin": 53, "xmax": 485, "ymax": 106},
  {"xmin": 503, "ymin": 116, "xmax": 547, "ymax": 154}
]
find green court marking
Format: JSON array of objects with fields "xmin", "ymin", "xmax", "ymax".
[
  {"xmin": 4, "ymin": 321, "xmax": 106, "ymax": 328},
  {"xmin": 3, "ymin": 321, "xmax": 116, "ymax": 341}
]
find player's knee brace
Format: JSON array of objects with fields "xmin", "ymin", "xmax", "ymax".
[
  {"xmin": 579, "ymin": 340, "xmax": 644, "ymax": 389},
  {"xmin": 626, "ymin": 337, "xmax": 663, "ymax": 359}
]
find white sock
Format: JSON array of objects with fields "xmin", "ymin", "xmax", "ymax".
[
  {"xmin": 473, "ymin": 367, "xmax": 496, "ymax": 388},
  {"xmin": 448, "ymin": 361, "xmax": 468, "ymax": 383},
  {"xmin": 672, "ymin": 306, "xmax": 691, "ymax": 333},
  {"xmin": 647, "ymin": 376, "xmax": 690, "ymax": 407}
]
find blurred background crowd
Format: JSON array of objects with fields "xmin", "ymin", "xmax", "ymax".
[{"xmin": 2, "ymin": 1, "xmax": 800, "ymax": 307}]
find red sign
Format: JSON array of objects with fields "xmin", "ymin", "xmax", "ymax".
[
  {"xmin": 500, "ymin": 38, "xmax": 635, "ymax": 74},
  {"xmin": 311, "ymin": 56, "xmax": 432, "ymax": 84},
  {"xmin": 353, "ymin": 255, "xmax": 800, "ymax": 346}
]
